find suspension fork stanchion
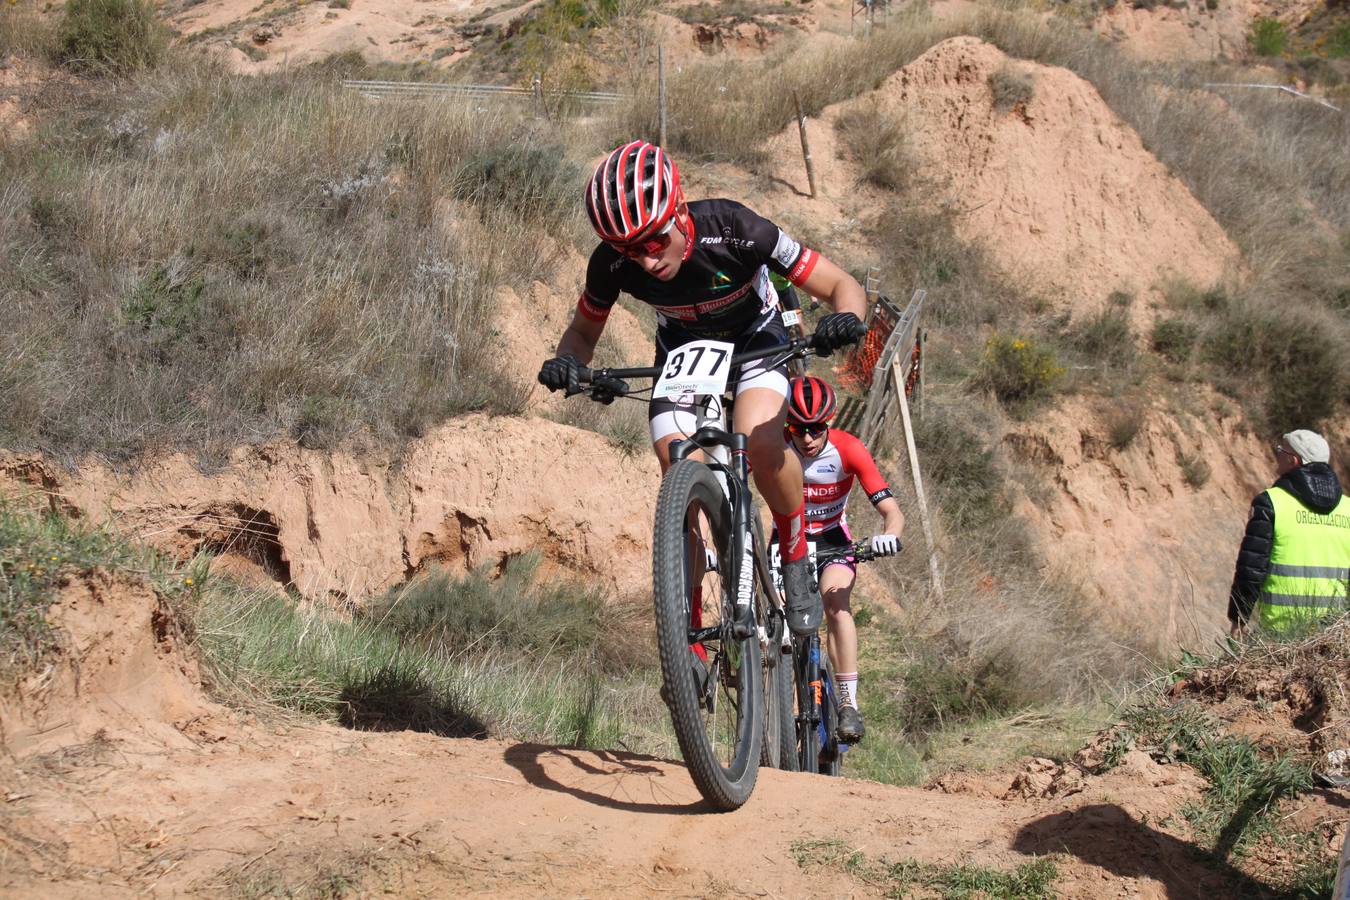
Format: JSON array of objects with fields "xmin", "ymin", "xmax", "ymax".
[{"xmin": 727, "ymin": 432, "xmax": 756, "ymax": 637}]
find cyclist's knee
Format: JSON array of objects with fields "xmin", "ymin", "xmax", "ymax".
[
  {"xmin": 823, "ymin": 586, "xmax": 853, "ymax": 616},
  {"xmin": 746, "ymin": 425, "xmax": 785, "ymax": 467}
]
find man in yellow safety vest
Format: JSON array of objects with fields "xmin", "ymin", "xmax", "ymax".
[{"xmin": 1229, "ymin": 429, "xmax": 1350, "ymax": 638}]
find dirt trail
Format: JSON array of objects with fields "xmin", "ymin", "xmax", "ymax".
[
  {"xmin": 3, "ymin": 713, "xmax": 1241, "ymax": 898},
  {"xmin": 0, "ymin": 570, "xmax": 1264, "ymax": 898}
]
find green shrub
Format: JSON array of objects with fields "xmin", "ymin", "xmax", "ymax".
[
  {"xmin": 1202, "ymin": 306, "xmax": 1344, "ymax": 431},
  {"xmin": 1104, "ymin": 403, "xmax": 1146, "ymax": 450},
  {"xmin": 368, "ymin": 553, "xmax": 642, "ymax": 672},
  {"xmin": 1179, "ymin": 451, "xmax": 1211, "ymax": 488},
  {"xmin": 58, "ymin": 0, "xmax": 168, "ymax": 74},
  {"xmin": 1250, "ymin": 18, "xmax": 1288, "ymax": 57},
  {"xmin": 1068, "ymin": 307, "xmax": 1135, "ymax": 369},
  {"xmin": 454, "ymin": 143, "xmax": 583, "ymax": 227},
  {"xmin": 1151, "ymin": 318, "xmax": 1199, "ymax": 363},
  {"xmin": 1328, "ymin": 21, "xmax": 1350, "ymax": 60},
  {"xmin": 914, "ymin": 415, "xmax": 1003, "ymax": 528},
  {"xmin": 835, "ymin": 104, "xmax": 911, "ymax": 192},
  {"xmin": 988, "ymin": 64, "xmax": 1036, "ymax": 112},
  {"xmin": 194, "ymin": 560, "xmax": 656, "ymax": 748},
  {"xmin": 973, "ymin": 334, "xmax": 1065, "ymax": 408}
]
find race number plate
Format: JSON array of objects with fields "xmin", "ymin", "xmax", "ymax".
[
  {"xmin": 780, "ymin": 309, "xmax": 802, "ymax": 327},
  {"xmin": 653, "ymin": 340, "xmax": 736, "ymax": 400}
]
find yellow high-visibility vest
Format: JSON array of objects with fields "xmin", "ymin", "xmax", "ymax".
[{"xmin": 1256, "ymin": 486, "xmax": 1350, "ymax": 632}]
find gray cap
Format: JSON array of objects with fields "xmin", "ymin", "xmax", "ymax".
[{"xmin": 1284, "ymin": 429, "xmax": 1330, "ymax": 464}]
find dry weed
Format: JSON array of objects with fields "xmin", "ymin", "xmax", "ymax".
[{"xmin": 0, "ymin": 58, "xmax": 589, "ymax": 459}]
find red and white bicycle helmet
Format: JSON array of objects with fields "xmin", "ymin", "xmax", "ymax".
[
  {"xmin": 786, "ymin": 376, "xmax": 837, "ymax": 426},
  {"xmin": 585, "ymin": 140, "xmax": 684, "ymax": 245}
]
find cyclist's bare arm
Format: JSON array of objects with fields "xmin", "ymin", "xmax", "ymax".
[
  {"xmin": 797, "ymin": 254, "xmax": 868, "ymax": 320},
  {"xmin": 874, "ymin": 495, "xmax": 905, "ymax": 537},
  {"xmin": 555, "ymin": 308, "xmax": 606, "ymax": 365}
]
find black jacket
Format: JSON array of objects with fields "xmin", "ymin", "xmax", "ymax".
[{"xmin": 1228, "ymin": 462, "xmax": 1344, "ymax": 624}]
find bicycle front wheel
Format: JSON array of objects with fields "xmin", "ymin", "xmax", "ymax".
[{"xmin": 653, "ymin": 459, "xmax": 761, "ymax": 810}]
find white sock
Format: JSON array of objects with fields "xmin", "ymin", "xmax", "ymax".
[{"xmin": 837, "ymin": 672, "xmax": 859, "ymax": 710}]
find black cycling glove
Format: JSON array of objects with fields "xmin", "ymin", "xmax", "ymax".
[
  {"xmin": 811, "ymin": 312, "xmax": 867, "ymax": 357},
  {"xmin": 538, "ymin": 354, "xmax": 581, "ymax": 393}
]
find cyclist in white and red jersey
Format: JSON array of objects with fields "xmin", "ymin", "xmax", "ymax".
[
  {"xmin": 538, "ymin": 141, "xmax": 869, "ymax": 637},
  {"xmin": 781, "ymin": 375, "xmax": 905, "ymax": 743}
]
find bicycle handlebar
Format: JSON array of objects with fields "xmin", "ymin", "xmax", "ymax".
[{"xmin": 813, "ymin": 538, "xmax": 895, "ymax": 566}]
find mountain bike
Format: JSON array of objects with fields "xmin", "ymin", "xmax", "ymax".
[
  {"xmin": 771, "ymin": 538, "xmax": 881, "ymax": 777},
  {"xmin": 566, "ymin": 336, "xmax": 826, "ymax": 810}
]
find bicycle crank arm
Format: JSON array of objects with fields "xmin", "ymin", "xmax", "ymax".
[{"xmin": 689, "ymin": 625, "xmax": 721, "ymax": 644}]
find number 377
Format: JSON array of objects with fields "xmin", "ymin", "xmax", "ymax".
[{"xmin": 664, "ymin": 345, "xmax": 728, "ymax": 380}]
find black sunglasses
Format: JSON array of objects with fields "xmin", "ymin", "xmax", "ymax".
[{"xmin": 787, "ymin": 423, "xmax": 828, "ymax": 438}]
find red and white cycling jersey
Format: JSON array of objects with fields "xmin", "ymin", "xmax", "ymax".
[{"xmin": 791, "ymin": 428, "xmax": 893, "ymax": 534}]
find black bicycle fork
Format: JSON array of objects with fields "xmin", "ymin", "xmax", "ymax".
[{"xmin": 672, "ymin": 427, "xmax": 757, "ymax": 643}]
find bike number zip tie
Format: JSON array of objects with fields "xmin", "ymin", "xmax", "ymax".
[{"xmin": 653, "ymin": 339, "xmax": 736, "ymax": 401}]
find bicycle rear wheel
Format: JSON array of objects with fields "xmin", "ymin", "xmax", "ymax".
[
  {"xmin": 819, "ymin": 658, "xmax": 843, "ymax": 777},
  {"xmin": 753, "ymin": 514, "xmax": 797, "ymax": 771},
  {"xmin": 653, "ymin": 459, "xmax": 761, "ymax": 810},
  {"xmin": 763, "ymin": 645, "xmax": 796, "ymax": 770},
  {"xmin": 794, "ymin": 637, "xmax": 820, "ymax": 774}
]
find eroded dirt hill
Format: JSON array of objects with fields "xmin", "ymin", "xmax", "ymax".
[
  {"xmin": 1, "ymin": 414, "xmax": 660, "ymax": 604},
  {"xmin": 749, "ymin": 35, "xmax": 1263, "ymax": 641}
]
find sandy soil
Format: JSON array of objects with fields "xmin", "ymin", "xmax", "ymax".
[{"xmin": 0, "ymin": 574, "xmax": 1295, "ymax": 899}]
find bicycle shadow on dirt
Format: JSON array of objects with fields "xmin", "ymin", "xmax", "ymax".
[
  {"xmin": 1012, "ymin": 804, "xmax": 1283, "ymax": 899},
  {"xmin": 503, "ymin": 743, "xmax": 712, "ymax": 815}
]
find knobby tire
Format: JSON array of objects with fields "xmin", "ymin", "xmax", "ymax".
[
  {"xmin": 796, "ymin": 640, "xmax": 819, "ymax": 775},
  {"xmin": 652, "ymin": 459, "xmax": 761, "ymax": 810},
  {"xmin": 820, "ymin": 657, "xmax": 843, "ymax": 777}
]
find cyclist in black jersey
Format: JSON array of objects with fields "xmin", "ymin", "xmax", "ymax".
[{"xmin": 538, "ymin": 141, "xmax": 868, "ymax": 637}]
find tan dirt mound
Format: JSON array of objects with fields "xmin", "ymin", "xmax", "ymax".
[
  {"xmin": 0, "ymin": 570, "xmax": 214, "ymax": 758},
  {"xmin": 801, "ymin": 36, "xmax": 1239, "ymax": 320},
  {"xmin": 0, "ymin": 414, "xmax": 659, "ymax": 605},
  {"xmin": 1170, "ymin": 619, "xmax": 1350, "ymax": 758},
  {"xmin": 1093, "ymin": 0, "xmax": 1326, "ymax": 62},
  {"xmin": 1003, "ymin": 393, "xmax": 1271, "ymax": 646}
]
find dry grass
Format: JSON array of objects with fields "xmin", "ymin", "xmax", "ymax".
[
  {"xmin": 608, "ymin": 5, "xmax": 959, "ymax": 164},
  {"xmin": 1, "ymin": 54, "xmax": 594, "ymax": 460}
]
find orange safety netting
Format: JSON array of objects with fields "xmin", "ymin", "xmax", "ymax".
[{"xmin": 832, "ymin": 298, "xmax": 899, "ymax": 392}]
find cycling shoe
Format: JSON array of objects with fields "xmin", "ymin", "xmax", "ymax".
[
  {"xmin": 837, "ymin": 706, "xmax": 866, "ymax": 744},
  {"xmin": 782, "ymin": 557, "xmax": 823, "ymax": 637}
]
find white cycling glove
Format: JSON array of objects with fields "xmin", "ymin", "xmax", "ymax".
[{"xmin": 870, "ymin": 534, "xmax": 901, "ymax": 557}]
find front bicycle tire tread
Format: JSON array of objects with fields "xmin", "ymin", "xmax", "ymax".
[{"xmin": 652, "ymin": 459, "xmax": 761, "ymax": 810}]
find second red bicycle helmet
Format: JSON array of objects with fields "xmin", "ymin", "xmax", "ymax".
[
  {"xmin": 584, "ymin": 140, "xmax": 684, "ymax": 245},
  {"xmin": 786, "ymin": 376, "xmax": 837, "ymax": 426}
]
